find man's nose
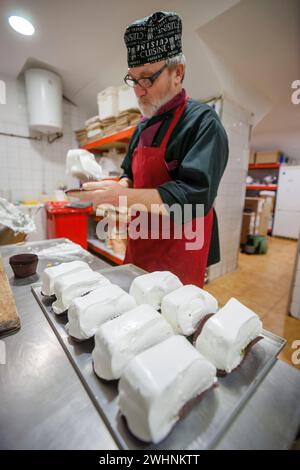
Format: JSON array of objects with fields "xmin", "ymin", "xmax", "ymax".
[{"xmin": 134, "ymin": 84, "xmax": 146, "ymax": 98}]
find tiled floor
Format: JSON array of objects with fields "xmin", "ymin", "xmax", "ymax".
[{"xmin": 205, "ymin": 236, "xmax": 300, "ymax": 370}]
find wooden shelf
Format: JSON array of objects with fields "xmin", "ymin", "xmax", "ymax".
[
  {"xmin": 246, "ymin": 185, "xmax": 277, "ymax": 191},
  {"xmin": 249, "ymin": 163, "xmax": 280, "ymax": 170},
  {"xmin": 88, "ymin": 238, "xmax": 124, "ymax": 265},
  {"xmin": 81, "ymin": 126, "xmax": 136, "ymax": 153},
  {"xmin": 90, "ymin": 214, "xmax": 104, "ymax": 223}
]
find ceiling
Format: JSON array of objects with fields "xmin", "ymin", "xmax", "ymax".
[
  {"xmin": 0, "ymin": 0, "xmax": 299, "ymax": 158},
  {"xmin": 197, "ymin": 0, "xmax": 300, "ymax": 159}
]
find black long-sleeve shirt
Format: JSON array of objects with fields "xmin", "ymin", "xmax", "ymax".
[{"xmin": 121, "ymin": 97, "xmax": 229, "ymax": 266}]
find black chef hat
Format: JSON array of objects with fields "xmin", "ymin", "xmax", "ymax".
[{"xmin": 124, "ymin": 11, "xmax": 182, "ymax": 68}]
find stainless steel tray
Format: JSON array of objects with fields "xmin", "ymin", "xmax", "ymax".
[{"xmin": 32, "ymin": 264, "xmax": 286, "ymax": 450}]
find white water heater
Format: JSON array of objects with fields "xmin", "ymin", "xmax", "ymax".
[{"xmin": 25, "ymin": 68, "xmax": 63, "ymax": 134}]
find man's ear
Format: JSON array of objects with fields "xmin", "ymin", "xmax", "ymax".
[{"xmin": 174, "ymin": 64, "xmax": 184, "ymax": 84}]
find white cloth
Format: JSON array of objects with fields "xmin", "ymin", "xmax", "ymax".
[{"xmin": 66, "ymin": 149, "xmax": 103, "ymax": 180}]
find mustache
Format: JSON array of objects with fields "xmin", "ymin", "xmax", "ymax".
[{"xmin": 138, "ymin": 101, "xmax": 159, "ymax": 118}]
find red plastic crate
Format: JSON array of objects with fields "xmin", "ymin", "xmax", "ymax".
[{"xmin": 45, "ymin": 202, "xmax": 92, "ymax": 249}]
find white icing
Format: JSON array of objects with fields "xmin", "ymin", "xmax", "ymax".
[
  {"xmin": 129, "ymin": 271, "xmax": 183, "ymax": 310},
  {"xmin": 41, "ymin": 260, "xmax": 91, "ymax": 296},
  {"xmin": 118, "ymin": 335, "xmax": 217, "ymax": 443},
  {"xmin": 92, "ymin": 304, "xmax": 174, "ymax": 380},
  {"xmin": 67, "ymin": 284, "xmax": 136, "ymax": 340},
  {"xmin": 52, "ymin": 270, "xmax": 110, "ymax": 314},
  {"xmin": 161, "ymin": 284, "xmax": 218, "ymax": 336},
  {"xmin": 195, "ymin": 297, "xmax": 263, "ymax": 373}
]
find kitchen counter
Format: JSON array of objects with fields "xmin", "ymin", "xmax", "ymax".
[{"xmin": 0, "ymin": 239, "xmax": 300, "ymax": 450}]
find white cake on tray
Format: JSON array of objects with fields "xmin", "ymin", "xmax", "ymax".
[
  {"xmin": 92, "ymin": 304, "xmax": 174, "ymax": 380},
  {"xmin": 52, "ymin": 270, "xmax": 110, "ymax": 314},
  {"xmin": 129, "ymin": 271, "xmax": 183, "ymax": 310},
  {"xmin": 67, "ymin": 284, "xmax": 136, "ymax": 340},
  {"xmin": 194, "ymin": 297, "xmax": 263, "ymax": 374},
  {"xmin": 161, "ymin": 284, "xmax": 218, "ymax": 336},
  {"xmin": 118, "ymin": 335, "xmax": 217, "ymax": 444},
  {"xmin": 41, "ymin": 260, "xmax": 91, "ymax": 296}
]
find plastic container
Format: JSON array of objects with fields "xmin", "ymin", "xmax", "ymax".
[
  {"xmin": 118, "ymin": 85, "xmax": 139, "ymax": 113},
  {"xmin": 97, "ymin": 87, "xmax": 119, "ymax": 120},
  {"xmin": 45, "ymin": 202, "xmax": 92, "ymax": 249},
  {"xmin": 9, "ymin": 253, "xmax": 38, "ymax": 278}
]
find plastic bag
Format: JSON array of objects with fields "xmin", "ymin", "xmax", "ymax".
[
  {"xmin": 0, "ymin": 198, "xmax": 35, "ymax": 234},
  {"xmin": 32, "ymin": 240, "xmax": 92, "ymax": 261},
  {"xmin": 66, "ymin": 149, "xmax": 103, "ymax": 180}
]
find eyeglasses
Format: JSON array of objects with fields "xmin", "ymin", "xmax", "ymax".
[{"xmin": 124, "ymin": 63, "xmax": 168, "ymax": 88}]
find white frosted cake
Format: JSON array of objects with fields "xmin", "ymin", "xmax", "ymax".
[
  {"xmin": 41, "ymin": 260, "xmax": 91, "ymax": 296},
  {"xmin": 129, "ymin": 271, "xmax": 183, "ymax": 310},
  {"xmin": 118, "ymin": 335, "xmax": 217, "ymax": 444},
  {"xmin": 52, "ymin": 270, "xmax": 110, "ymax": 314},
  {"xmin": 161, "ymin": 284, "xmax": 218, "ymax": 336},
  {"xmin": 194, "ymin": 297, "xmax": 263, "ymax": 373},
  {"xmin": 92, "ymin": 304, "xmax": 174, "ymax": 380},
  {"xmin": 67, "ymin": 284, "xmax": 136, "ymax": 340}
]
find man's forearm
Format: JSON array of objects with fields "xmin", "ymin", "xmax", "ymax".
[
  {"xmin": 74, "ymin": 182, "xmax": 169, "ymax": 216},
  {"xmin": 119, "ymin": 178, "xmax": 168, "ymax": 215},
  {"xmin": 125, "ymin": 188, "xmax": 168, "ymax": 215}
]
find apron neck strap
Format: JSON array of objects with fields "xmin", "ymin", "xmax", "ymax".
[{"xmin": 160, "ymin": 95, "xmax": 189, "ymax": 148}]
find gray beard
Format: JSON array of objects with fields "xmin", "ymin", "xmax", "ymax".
[{"xmin": 138, "ymin": 90, "xmax": 175, "ymax": 118}]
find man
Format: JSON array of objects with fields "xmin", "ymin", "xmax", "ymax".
[{"xmin": 75, "ymin": 11, "xmax": 228, "ymax": 287}]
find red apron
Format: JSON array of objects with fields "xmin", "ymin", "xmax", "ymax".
[{"xmin": 124, "ymin": 97, "xmax": 213, "ymax": 287}]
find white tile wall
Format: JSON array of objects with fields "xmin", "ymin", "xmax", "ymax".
[
  {"xmin": 0, "ymin": 75, "xmax": 87, "ymax": 202},
  {"xmin": 0, "ymin": 78, "xmax": 253, "ymax": 276},
  {"xmin": 290, "ymin": 239, "xmax": 300, "ymax": 319},
  {"xmin": 208, "ymin": 96, "xmax": 252, "ymax": 281}
]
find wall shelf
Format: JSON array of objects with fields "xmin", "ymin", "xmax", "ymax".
[
  {"xmin": 80, "ymin": 126, "xmax": 136, "ymax": 153},
  {"xmin": 88, "ymin": 238, "xmax": 124, "ymax": 265},
  {"xmin": 246, "ymin": 185, "xmax": 277, "ymax": 191},
  {"xmin": 248, "ymin": 163, "xmax": 280, "ymax": 170}
]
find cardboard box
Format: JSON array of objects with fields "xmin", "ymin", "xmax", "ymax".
[
  {"xmin": 249, "ymin": 151, "xmax": 256, "ymax": 164},
  {"xmin": 255, "ymin": 151, "xmax": 281, "ymax": 164},
  {"xmin": 244, "ymin": 197, "xmax": 264, "ymax": 214},
  {"xmin": 259, "ymin": 200, "xmax": 272, "ymax": 236},
  {"xmin": 0, "ymin": 227, "xmax": 27, "ymax": 245},
  {"xmin": 240, "ymin": 212, "xmax": 255, "ymax": 244},
  {"xmin": 259, "ymin": 192, "xmax": 276, "ymax": 212},
  {"xmin": 244, "ymin": 197, "xmax": 272, "ymax": 237}
]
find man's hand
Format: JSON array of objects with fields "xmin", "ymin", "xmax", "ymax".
[
  {"xmin": 82, "ymin": 180, "xmax": 119, "ymax": 191},
  {"xmin": 66, "ymin": 178, "xmax": 168, "ymax": 216},
  {"xmin": 74, "ymin": 182, "xmax": 129, "ymax": 208},
  {"xmin": 82, "ymin": 178, "xmax": 132, "ymax": 191}
]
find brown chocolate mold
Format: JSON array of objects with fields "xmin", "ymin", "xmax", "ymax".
[
  {"xmin": 41, "ymin": 291, "xmax": 56, "ymax": 300},
  {"xmin": 69, "ymin": 334, "xmax": 86, "ymax": 343},
  {"xmin": 92, "ymin": 361, "xmax": 118, "ymax": 385},
  {"xmin": 51, "ymin": 307, "xmax": 67, "ymax": 315},
  {"xmin": 193, "ymin": 313, "xmax": 264, "ymax": 377},
  {"xmin": 65, "ymin": 188, "xmax": 85, "ymax": 194},
  {"xmin": 119, "ymin": 382, "xmax": 218, "ymax": 445},
  {"xmin": 120, "ymin": 414, "xmax": 148, "ymax": 444},
  {"xmin": 192, "ymin": 313, "xmax": 215, "ymax": 346},
  {"xmin": 216, "ymin": 335, "xmax": 264, "ymax": 377},
  {"xmin": 179, "ymin": 382, "xmax": 218, "ymax": 419},
  {"xmin": 9, "ymin": 253, "xmax": 38, "ymax": 278}
]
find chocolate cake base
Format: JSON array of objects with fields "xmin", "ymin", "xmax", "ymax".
[{"xmin": 216, "ymin": 336, "xmax": 264, "ymax": 377}]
